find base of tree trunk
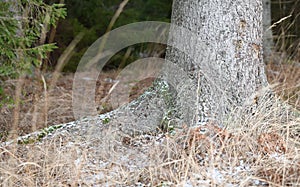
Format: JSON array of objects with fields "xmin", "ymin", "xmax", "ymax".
[{"xmin": 97, "ymin": 82, "xmax": 299, "ymax": 139}]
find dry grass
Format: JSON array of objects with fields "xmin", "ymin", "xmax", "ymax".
[
  {"xmin": 0, "ymin": 0, "xmax": 299, "ymax": 185},
  {"xmin": 0, "ymin": 52, "xmax": 299, "ymax": 186},
  {"xmin": 0, "ymin": 69, "xmax": 153, "ymax": 141},
  {"xmin": 0, "ymin": 69, "xmax": 299, "ymax": 186},
  {"xmin": 0, "ymin": 100, "xmax": 299, "ymax": 186}
]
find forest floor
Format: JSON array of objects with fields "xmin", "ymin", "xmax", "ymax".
[
  {"xmin": 0, "ymin": 69, "xmax": 155, "ymax": 140},
  {"xmin": 0, "ymin": 63, "xmax": 299, "ymax": 186}
]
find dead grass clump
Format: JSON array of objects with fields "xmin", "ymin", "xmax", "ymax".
[
  {"xmin": 266, "ymin": 62, "xmax": 300, "ymax": 110},
  {"xmin": 0, "ymin": 137, "xmax": 79, "ymax": 186},
  {"xmin": 0, "ymin": 100, "xmax": 299, "ymax": 186},
  {"xmin": 135, "ymin": 98, "xmax": 300, "ymax": 186}
]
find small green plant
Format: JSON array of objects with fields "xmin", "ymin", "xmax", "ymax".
[
  {"xmin": 17, "ymin": 137, "xmax": 36, "ymax": 145},
  {"xmin": 151, "ymin": 80, "xmax": 179, "ymax": 132},
  {"xmin": 102, "ymin": 117, "xmax": 111, "ymax": 124},
  {"xmin": 0, "ymin": 86, "xmax": 14, "ymax": 108},
  {"xmin": 17, "ymin": 124, "xmax": 64, "ymax": 144}
]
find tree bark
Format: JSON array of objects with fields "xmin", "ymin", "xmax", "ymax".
[
  {"xmin": 166, "ymin": 0, "xmax": 268, "ymax": 126},
  {"xmin": 76, "ymin": 0, "xmax": 298, "ymax": 139}
]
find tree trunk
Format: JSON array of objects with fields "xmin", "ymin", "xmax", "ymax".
[
  {"xmin": 112, "ymin": 0, "xmax": 279, "ymax": 135},
  {"xmin": 166, "ymin": 0, "xmax": 268, "ymax": 126},
  {"xmin": 74, "ymin": 0, "xmax": 298, "ymax": 139},
  {"xmin": 263, "ymin": 0, "xmax": 274, "ymax": 64}
]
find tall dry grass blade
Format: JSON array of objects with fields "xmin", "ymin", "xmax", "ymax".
[
  {"xmin": 41, "ymin": 75, "xmax": 48, "ymax": 128},
  {"xmin": 50, "ymin": 32, "xmax": 84, "ymax": 90},
  {"xmin": 98, "ymin": 0, "xmax": 129, "ymax": 54},
  {"xmin": 268, "ymin": 15, "xmax": 292, "ymax": 30},
  {"xmin": 9, "ymin": 75, "xmax": 25, "ymax": 140}
]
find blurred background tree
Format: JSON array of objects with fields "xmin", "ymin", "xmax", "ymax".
[
  {"xmin": 1, "ymin": 0, "xmax": 299, "ymax": 75},
  {"xmin": 49, "ymin": 0, "xmax": 172, "ymax": 72},
  {"xmin": 47, "ymin": 0, "xmax": 300, "ymax": 73}
]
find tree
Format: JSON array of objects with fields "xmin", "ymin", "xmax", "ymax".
[
  {"xmin": 263, "ymin": 0, "xmax": 274, "ymax": 64},
  {"xmin": 120, "ymin": 0, "xmax": 270, "ymax": 132},
  {"xmin": 0, "ymin": 0, "xmax": 66, "ymax": 141},
  {"xmin": 0, "ymin": 0, "xmax": 66, "ymax": 78},
  {"xmin": 56, "ymin": 0, "xmax": 172, "ymax": 72},
  {"xmin": 74, "ymin": 0, "xmax": 297, "ymax": 138},
  {"xmin": 166, "ymin": 0, "xmax": 268, "ymax": 126}
]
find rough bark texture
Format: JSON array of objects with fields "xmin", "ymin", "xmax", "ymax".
[
  {"xmin": 166, "ymin": 0, "xmax": 268, "ymax": 125},
  {"xmin": 263, "ymin": 0, "xmax": 274, "ymax": 63},
  {"xmin": 91, "ymin": 0, "xmax": 297, "ymax": 137}
]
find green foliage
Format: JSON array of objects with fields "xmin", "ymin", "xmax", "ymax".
[
  {"xmin": 0, "ymin": 0, "xmax": 66, "ymax": 78},
  {"xmin": 102, "ymin": 117, "xmax": 111, "ymax": 124},
  {"xmin": 16, "ymin": 124, "xmax": 63, "ymax": 144},
  {"xmin": 57, "ymin": 0, "xmax": 172, "ymax": 72},
  {"xmin": 0, "ymin": 86, "xmax": 14, "ymax": 108}
]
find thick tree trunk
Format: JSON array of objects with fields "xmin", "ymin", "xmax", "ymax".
[
  {"xmin": 166, "ymin": 0, "xmax": 268, "ymax": 126},
  {"xmin": 96, "ymin": 0, "xmax": 297, "ymax": 137},
  {"xmin": 74, "ymin": 0, "xmax": 298, "ymax": 139}
]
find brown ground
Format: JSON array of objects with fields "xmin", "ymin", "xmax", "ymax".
[
  {"xmin": 0, "ymin": 63, "xmax": 299, "ymax": 141},
  {"xmin": 0, "ymin": 70, "xmax": 155, "ymax": 141}
]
